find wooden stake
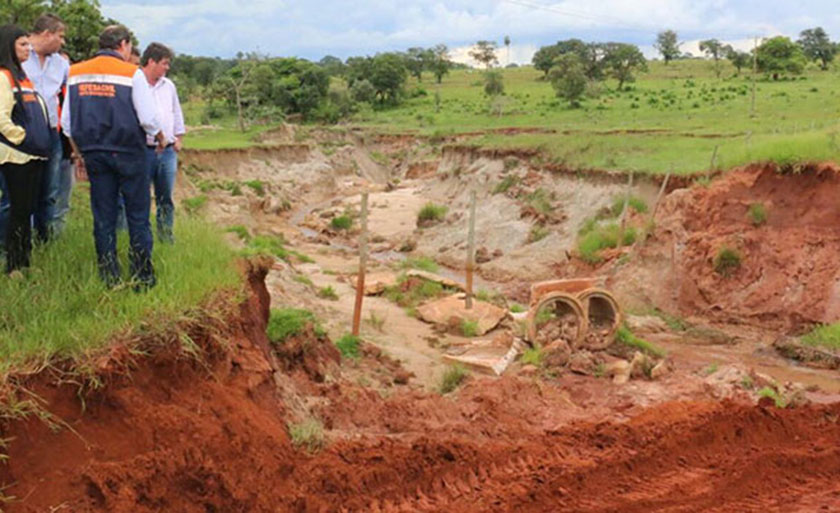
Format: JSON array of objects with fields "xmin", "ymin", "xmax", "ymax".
[
  {"xmin": 651, "ymin": 171, "xmax": 672, "ymax": 220},
  {"xmin": 709, "ymin": 145, "xmax": 719, "ymax": 176},
  {"xmin": 351, "ymin": 192, "xmax": 369, "ymax": 336},
  {"xmin": 465, "ymin": 190, "xmax": 477, "ymax": 310}
]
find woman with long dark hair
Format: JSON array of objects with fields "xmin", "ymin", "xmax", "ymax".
[{"xmin": 0, "ymin": 24, "xmax": 51, "ymax": 276}]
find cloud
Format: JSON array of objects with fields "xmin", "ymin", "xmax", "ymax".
[{"xmin": 100, "ymin": 0, "xmax": 840, "ymax": 60}]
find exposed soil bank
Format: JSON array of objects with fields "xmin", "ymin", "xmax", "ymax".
[
  {"xmin": 2, "ymin": 262, "xmax": 840, "ymax": 512},
  {"xmin": 627, "ymin": 163, "xmax": 840, "ymax": 330}
]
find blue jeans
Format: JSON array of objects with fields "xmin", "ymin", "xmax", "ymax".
[
  {"xmin": 84, "ymin": 151, "xmax": 155, "ymax": 289},
  {"xmin": 147, "ymin": 146, "xmax": 177, "ymax": 244},
  {"xmin": 0, "ymin": 172, "xmax": 8, "ymax": 255},
  {"xmin": 53, "ymin": 157, "xmax": 73, "ymax": 234},
  {"xmin": 34, "ymin": 129, "xmax": 64, "ymax": 242}
]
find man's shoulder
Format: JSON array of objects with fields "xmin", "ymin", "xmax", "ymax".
[{"xmin": 71, "ymin": 56, "xmax": 136, "ymax": 79}]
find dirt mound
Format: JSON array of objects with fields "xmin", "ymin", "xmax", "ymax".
[
  {"xmin": 4, "ymin": 260, "xmax": 840, "ymax": 511},
  {"xmin": 635, "ymin": 163, "xmax": 840, "ymax": 329}
]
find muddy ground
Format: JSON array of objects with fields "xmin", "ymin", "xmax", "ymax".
[{"xmin": 2, "ymin": 125, "xmax": 840, "ymax": 511}]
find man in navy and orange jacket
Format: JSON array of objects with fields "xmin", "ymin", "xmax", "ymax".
[{"xmin": 61, "ymin": 25, "xmax": 164, "ymax": 290}]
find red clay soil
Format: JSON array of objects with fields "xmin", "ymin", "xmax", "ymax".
[
  {"xmin": 2, "ymin": 263, "xmax": 840, "ymax": 512},
  {"xmin": 634, "ymin": 163, "xmax": 840, "ymax": 330}
]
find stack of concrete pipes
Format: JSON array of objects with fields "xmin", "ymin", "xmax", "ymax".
[{"xmin": 525, "ymin": 278, "xmax": 622, "ymax": 351}]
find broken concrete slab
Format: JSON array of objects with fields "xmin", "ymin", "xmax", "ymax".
[
  {"xmin": 350, "ymin": 271, "xmax": 399, "ymax": 295},
  {"xmin": 416, "ymin": 293, "xmax": 507, "ymax": 336},
  {"xmin": 443, "ymin": 337, "xmax": 525, "ymax": 376},
  {"xmin": 406, "ymin": 270, "xmax": 465, "ymax": 291},
  {"xmin": 625, "ymin": 315, "xmax": 670, "ymax": 334}
]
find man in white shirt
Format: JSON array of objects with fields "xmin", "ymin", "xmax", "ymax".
[
  {"xmin": 23, "ymin": 13, "xmax": 69, "ymax": 241},
  {"xmin": 140, "ymin": 42, "xmax": 185, "ymax": 244}
]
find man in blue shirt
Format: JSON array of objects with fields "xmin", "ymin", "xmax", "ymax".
[{"xmin": 23, "ymin": 13, "xmax": 70, "ymax": 242}]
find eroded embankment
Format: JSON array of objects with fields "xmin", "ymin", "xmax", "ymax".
[
  {"xmin": 1, "ymin": 261, "xmax": 840, "ymax": 512},
  {"xmin": 628, "ymin": 163, "xmax": 840, "ymax": 330}
]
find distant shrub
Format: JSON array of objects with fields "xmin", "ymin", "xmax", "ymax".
[
  {"xmin": 577, "ymin": 223, "xmax": 637, "ymax": 263},
  {"xmin": 610, "ymin": 195, "xmax": 648, "ymax": 216},
  {"xmin": 267, "ymin": 308, "xmax": 324, "ymax": 344},
  {"xmin": 243, "ymin": 180, "xmax": 266, "ymax": 196},
  {"xmin": 317, "ymin": 285, "xmax": 339, "ymax": 300}
]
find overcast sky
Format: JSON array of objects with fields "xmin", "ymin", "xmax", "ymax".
[{"xmin": 101, "ymin": 0, "xmax": 840, "ymax": 65}]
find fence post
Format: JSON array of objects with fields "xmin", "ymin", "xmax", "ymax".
[
  {"xmin": 351, "ymin": 192, "xmax": 369, "ymax": 336},
  {"xmin": 465, "ymin": 190, "xmax": 477, "ymax": 310}
]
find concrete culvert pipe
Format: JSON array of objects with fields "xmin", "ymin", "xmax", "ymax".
[
  {"xmin": 527, "ymin": 292, "xmax": 587, "ymax": 350},
  {"xmin": 578, "ymin": 288, "xmax": 621, "ymax": 351}
]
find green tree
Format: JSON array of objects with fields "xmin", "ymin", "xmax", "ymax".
[
  {"xmin": 604, "ymin": 43, "xmax": 647, "ymax": 90},
  {"xmin": 405, "ymin": 47, "xmax": 433, "ymax": 81},
  {"xmin": 549, "ymin": 53, "xmax": 587, "ymax": 107},
  {"xmin": 654, "ymin": 30, "xmax": 680, "ymax": 64},
  {"xmin": 726, "ymin": 47, "xmax": 751, "ymax": 75},
  {"xmin": 756, "ymin": 36, "xmax": 807, "ymax": 79},
  {"xmin": 345, "ymin": 56, "xmax": 373, "ymax": 88},
  {"xmin": 699, "ymin": 39, "xmax": 727, "ymax": 77},
  {"xmin": 430, "ymin": 44, "xmax": 451, "ymax": 83},
  {"xmin": 0, "ymin": 0, "xmax": 45, "ymax": 27},
  {"xmin": 469, "ymin": 40, "xmax": 498, "ymax": 69},
  {"xmin": 798, "ymin": 27, "xmax": 836, "ymax": 70},
  {"xmin": 317, "ymin": 55, "xmax": 346, "ymax": 76},
  {"xmin": 532, "ymin": 44, "xmax": 561, "ymax": 77},
  {"xmin": 369, "ymin": 52, "xmax": 407, "ymax": 105}
]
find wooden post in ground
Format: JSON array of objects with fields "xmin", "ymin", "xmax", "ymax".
[
  {"xmin": 708, "ymin": 145, "xmax": 719, "ymax": 179},
  {"xmin": 617, "ymin": 171, "xmax": 634, "ymax": 249},
  {"xmin": 631, "ymin": 170, "xmax": 671, "ymax": 257},
  {"xmin": 465, "ymin": 190, "xmax": 477, "ymax": 310},
  {"xmin": 351, "ymin": 192, "xmax": 369, "ymax": 336}
]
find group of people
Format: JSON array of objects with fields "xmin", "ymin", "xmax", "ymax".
[{"xmin": 0, "ymin": 15, "xmax": 185, "ymax": 291}]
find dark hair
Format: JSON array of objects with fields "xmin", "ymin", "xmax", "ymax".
[
  {"xmin": 0, "ymin": 25, "xmax": 28, "ymax": 105},
  {"xmin": 98, "ymin": 24, "xmax": 131, "ymax": 51},
  {"xmin": 32, "ymin": 13, "xmax": 64, "ymax": 34},
  {"xmin": 141, "ymin": 42, "xmax": 172, "ymax": 66},
  {"xmin": 131, "ymin": 46, "xmax": 140, "ymax": 57}
]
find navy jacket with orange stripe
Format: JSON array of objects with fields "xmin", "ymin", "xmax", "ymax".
[
  {"xmin": 0, "ymin": 69, "xmax": 51, "ymax": 158},
  {"xmin": 67, "ymin": 50, "xmax": 145, "ymax": 154}
]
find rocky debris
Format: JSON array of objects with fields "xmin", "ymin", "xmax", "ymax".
[
  {"xmin": 773, "ymin": 336, "xmax": 840, "ymax": 369},
  {"xmin": 603, "ymin": 351, "xmax": 668, "ymax": 384},
  {"xmin": 398, "ymin": 238, "xmax": 417, "ymax": 252},
  {"xmin": 607, "ymin": 360, "xmax": 632, "ymax": 384},
  {"xmin": 416, "ymin": 294, "xmax": 507, "ymax": 336},
  {"xmin": 533, "ymin": 313, "xmax": 581, "ymax": 349},
  {"xmin": 350, "ymin": 271, "xmax": 399, "ymax": 296},
  {"xmin": 625, "ymin": 315, "xmax": 670, "ymax": 334},
  {"xmin": 568, "ymin": 350, "xmax": 600, "ymax": 375},
  {"xmin": 543, "ymin": 339, "xmax": 572, "ymax": 367},
  {"xmin": 475, "ymin": 246, "xmax": 493, "ymax": 264}
]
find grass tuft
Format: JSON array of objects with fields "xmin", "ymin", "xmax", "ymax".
[
  {"xmin": 520, "ymin": 345, "xmax": 544, "ymax": 366},
  {"xmin": 335, "ymin": 333, "xmax": 362, "ymax": 359},
  {"xmin": 417, "ymin": 203, "xmax": 448, "ymax": 224},
  {"xmin": 439, "ymin": 364, "xmax": 468, "ymax": 394},
  {"xmin": 577, "ymin": 223, "xmax": 637, "ymax": 263},
  {"xmin": 267, "ymin": 308, "xmax": 324, "ymax": 344},
  {"xmin": 317, "ymin": 285, "xmax": 339, "ymax": 301},
  {"xmin": 748, "ymin": 202, "xmax": 767, "ymax": 226},
  {"xmin": 615, "ymin": 324, "xmax": 666, "ymax": 357},
  {"xmin": 287, "ymin": 418, "xmax": 325, "ymax": 453},
  {"xmin": 460, "ymin": 319, "xmax": 479, "ymax": 337},
  {"xmin": 713, "ymin": 247, "xmax": 741, "ymax": 277},
  {"xmin": 330, "ymin": 214, "xmax": 353, "ymax": 231}
]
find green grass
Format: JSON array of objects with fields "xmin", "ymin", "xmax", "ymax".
[
  {"xmin": 748, "ymin": 202, "xmax": 767, "ymax": 226},
  {"xmin": 225, "ymin": 224, "xmax": 251, "ymax": 242},
  {"xmin": 520, "ymin": 345, "xmax": 544, "ymax": 367},
  {"xmin": 335, "ymin": 333, "xmax": 362, "ymax": 359},
  {"xmin": 713, "ymin": 247, "xmax": 742, "ymax": 277},
  {"xmin": 242, "ymin": 235, "xmax": 290, "ymax": 260},
  {"xmin": 615, "ymin": 325, "xmax": 666, "ymax": 357},
  {"xmin": 287, "ymin": 418, "xmax": 326, "ymax": 453},
  {"xmin": 354, "ymin": 62, "xmax": 840, "ymax": 175},
  {"xmin": 330, "ymin": 214, "xmax": 353, "ymax": 231},
  {"xmin": 577, "ymin": 223, "xmax": 637, "ymax": 263},
  {"xmin": 757, "ymin": 386, "xmax": 787, "ymax": 408},
  {"xmin": 266, "ymin": 308, "xmax": 324, "ymax": 344},
  {"xmin": 510, "ymin": 303, "xmax": 527, "ymax": 313},
  {"xmin": 0, "ymin": 193, "xmax": 240, "ymax": 374},
  {"xmin": 182, "ymin": 195, "xmax": 208, "ymax": 214},
  {"xmin": 460, "ymin": 319, "xmax": 479, "ymax": 337},
  {"xmin": 243, "ymin": 179, "xmax": 266, "ymax": 196},
  {"xmin": 439, "ymin": 364, "xmax": 468, "ymax": 394},
  {"xmin": 528, "ymin": 224, "xmax": 550, "ymax": 243},
  {"xmin": 293, "ymin": 274, "xmax": 314, "ymax": 287},
  {"xmin": 492, "ymin": 175, "xmax": 520, "ymax": 194},
  {"xmin": 417, "ymin": 202, "xmax": 448, "ymax": 224},
  {"xmin": 398, "ymin": 256, "xmax": 439, "ymax": 273},
  {"xmin": 317, "ymin": 285, "xmax": 339, "ymax": 301},
  {"xmin": 801, "ymin": 323, "xmax": 840, "ymax": 351},
  {"xmin": 610, "ymin": 195, "xmax": 648, "ymax": 216}
]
